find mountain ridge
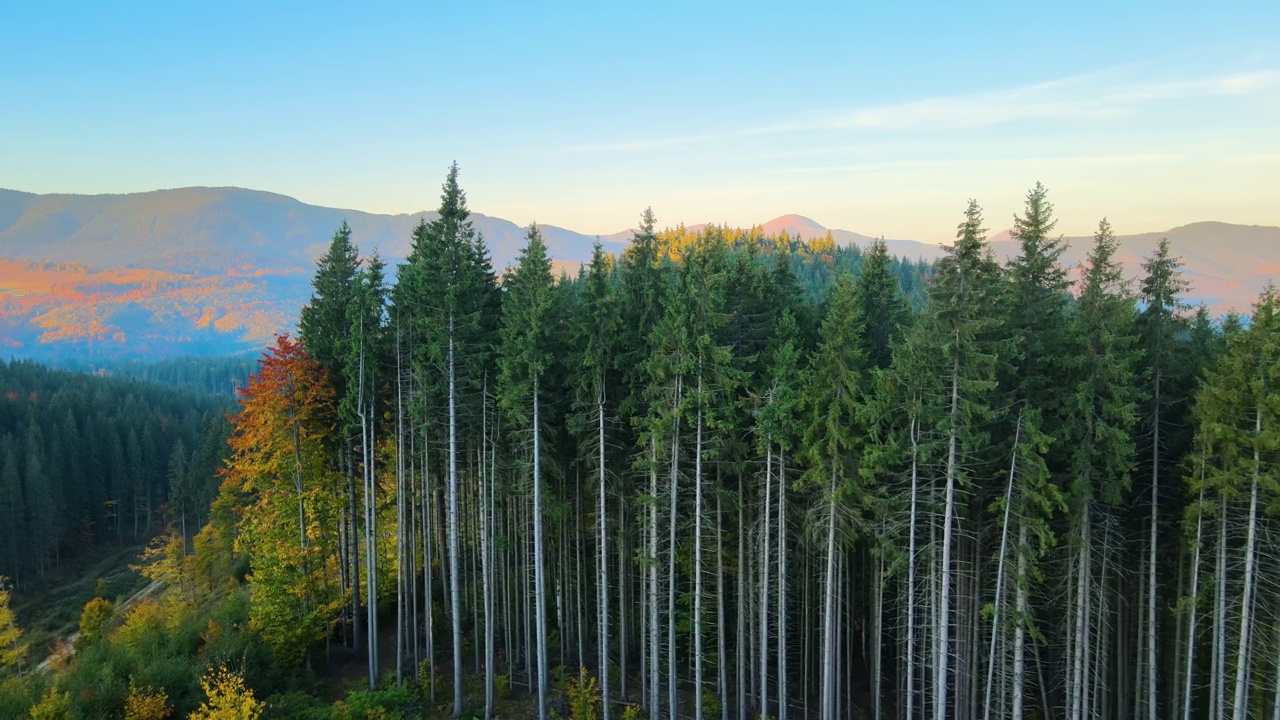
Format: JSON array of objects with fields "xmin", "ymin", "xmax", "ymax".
[{"xmin": 1, "ymin": 186, "xmax": 1274, "ymax": 361}]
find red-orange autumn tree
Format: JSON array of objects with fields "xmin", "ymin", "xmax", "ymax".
[{"xmin": 225, "ymin": 334, "xmax": 343, "ymax": 667}]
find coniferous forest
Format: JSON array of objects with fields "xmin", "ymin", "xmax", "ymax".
[{"xmin": 2, "ymin": 165, "xmax": 1278, "ymax": 720}]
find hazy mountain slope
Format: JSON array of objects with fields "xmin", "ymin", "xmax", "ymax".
[
  {"xmin": 0, "ymin": 187, "xmax": 625, "ymax": 274},
  {"xmin": 0, "ymin": 186, "xmax": 1273, "ymax": 361},
  {"xmin": 988, "ymin": 221, "xmax": 1279, "ymax": 309}
]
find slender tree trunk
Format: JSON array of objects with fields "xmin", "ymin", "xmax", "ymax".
[
  {"xmin": 907, "ymin": 417, "xmax": 919, "ymax": 720},
  {"xmin": 716, "ymin": 487, "xmax": 728, "ymax": 720},
  {"xmin": 396, "ymin": 336, "xmax": 406, "ymax": 687},
  {"xmin": 598, "ymin": 394, "xmax": 610, "ymax": 720},
  {"xmin": 668, "ymin": 376, "xmax": 682, "ymax": 720},
  {"xmin": 985, "ymin": 414, "xmax": 1020, "ymax": 720},
  {"xmin": 1212, "ymin": 500, "xmax": 1227, "ymax": 720},
  {"xmin": 761, "ymin": 443, "xmax": 772, "ymax": 720},
  {"xmin": 738, "ymin": 494, "xmax": 747, "ymax": 720},
  {"xmin": 1183, "ymin": 489, "xmax": 1204, "ymax": 720},
  {"xmin": 649, "ymin": 436, "xmax": 660, "ymax": 720},
  {"xmin": 620, "ymin": 494, "xmax": 629, "ymax": 703},
  {"xmin": 351, "ymin": 448, "xmax": 362, "ymax": 654},
  {"xmin": 365, "ymin": 401, "xmax": 378, "ymax": 689},
  {"xmin": 936, "ymin": 356, "xmax": 961, "ymax": 720},
  {"xmin": 874, "ymin": 548, "xmax": 884, "ymax": 720},
  {"xmin": 1071, "ymin": 503, "xmax": 1091, "ymax": 720},
  {"xmin": 821, "ymin": 466, "xmax": 838, "ymax": 720},
  {"xmin": 1231, "ymin": 408, "xmax": 1263, "ymax": 720},
  {"xmin": 483, "ymin": 380, "xmax": 495, "ymax": 719},
  {"xmin": 695, "ymin": 377, "xmax": 705, "ymax": 720},
  {"xmin": 1013, "ymin": 521, "xmax": 1028, "ymax": 720},
  {"xmin": 534, "ymin": 374, "xmax": 549, "ymax": 720},
  {"xmin": 448, "ymin": 324, "xmax": 465, "ymax": 717},
  {"xmin": 778, "ymin": 449, "xmax": 788, "ymax": 720},
  {"xmin": 1148, "ymin": 365, "xmax": 1161, "ymax": 720},
  {"xmin": 423, "ymin": 438, "xmax": 436, "ymax": 704}
]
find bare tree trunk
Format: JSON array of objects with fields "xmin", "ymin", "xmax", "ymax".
[
  {"xmin": 907, "ymin": 417, "xmax": 919, "ymax": 720},
  {"xmin": 1013, "ymin": 521, "xmax": 1028, "ymax": 720},
  {"xmin": 448, "ymin": 324, "xmax": 464, "ymax": 717},
  {"xmin": 821, "ymin": 466, "xmax": 838, "ymax": 720},
  {"xmin": 717, "ymin": 485, "xmax": 728, "ymax": 720},
  {"xmin": 936, "ymin": 358, "xmax": 961, "ymax": 720},
  {"xmin": 534, "ymin": 374, "xmax": 549, "ymax": 720},
  {"xmin": 423, "ymin": 436, "xmax": 436, "ymax": 704},
  {"xmin": 1231, "ymin": 408, "xmax": 1263, "ymax": 720},
  {"xmin": 668, "ymin": 377, "xmax": 682, "ymax": 720},
  {"xmin": 738, "ymin": 494, "xmax": 747, "ymax": 720},
  {"xmin": 1071, "ymin": 503, "xmax": 1092, "ymax": 720},
  {"xmin": 985, "ymin": 414, "xmax": 1021, "ymax": 720},
  {"xmin": 396, "ymin": 333, "xmax": 406, "ymax": 686},
  {"xmin": 649, "ymin": 436, "xmax": 660, "ymax": 720},
  {"xmin": 694, "ymin": 378, "xmax": 705, "ymax": 720},
  {"xmin": 1182, "ymin": 489, "xmax": 1204, "ymax": 720},
  {"xmin": 761, "ymin": 444, "xmax": 772, "ymax": 720},
  {"xmin": 873, "ymin": 548, "xmax": 884, "ymax": 720},
  {"xmin": 1148, "ymin": 371, "xmax": 1160, "ymax": 720},
  {"xmin": 483, "ymin": 380, "xmax": 496, "ymax": 719},
  {"xmin": 778, "ymin": 449, "xmax": 788, "ymax": 720},
  {"xmin": 598, "ymin": 395, "xmax": 610, "ymax": 720},
  {"xmin": 1211, "ymin": 500, "xmax": 1227, "ymax": 720},
  {"xmin": 620, "ymin": 494, "xmax": 629, "ymax": 703}
]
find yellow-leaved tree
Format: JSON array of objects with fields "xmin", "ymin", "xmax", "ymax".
[
  {"xmin": 75, "ymin": 596, "xmax": 114, "ymax": 650},
  {"xmin": 0, "ymin": 576, "xmax": 28, "ymax": 675},
  {"xmin": 189, "ymin": 665, "xmax": 263, "ymax": 720}
]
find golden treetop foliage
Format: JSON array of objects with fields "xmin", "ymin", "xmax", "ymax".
[
  {"xmin": 189, "ymin": 665, "xmax": 264, "ymax": 720},
  {"xmin": 76, "ymin": 596, "xmax": 115, "ymax": 650},
  {"xmin": 124, "ymin": 679, "xmax": 172, "ymax": 720}
]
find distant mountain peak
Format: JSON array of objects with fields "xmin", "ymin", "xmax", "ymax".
[{"xmin": 761, "ymin": 214, "xmax": 828, "ymax": 238}]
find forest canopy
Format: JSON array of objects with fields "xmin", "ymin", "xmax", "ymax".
[{"xmin": 3, "ymin": 167, "xmax": 1276, "ymax": 720}]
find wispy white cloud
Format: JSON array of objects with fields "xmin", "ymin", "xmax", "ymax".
[
  {"xmin": 763, "ymin": 153, "xmax": 1184, "ymax": 177},
  {"xmin": 568, "ymin": 69, "xmax": 1280, "ymax": 152}
]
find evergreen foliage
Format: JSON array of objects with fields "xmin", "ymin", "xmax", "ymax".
[{"xmin": 8, "ymin": 174, "xmax": 1269, "ymax": 720}]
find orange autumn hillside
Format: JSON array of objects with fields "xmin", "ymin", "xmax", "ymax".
[{"xmin": 0, "ymin": 258, "xmax": 296, "ymax": 357}]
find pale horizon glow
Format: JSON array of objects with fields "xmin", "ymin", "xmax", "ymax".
[{"xmin": 2, "ymin": 2, "xmax": 1278, "ymax": 243}]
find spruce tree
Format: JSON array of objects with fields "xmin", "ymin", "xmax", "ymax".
[
  {"xmin": 397, "ymin": 163, "xmax": 497, "ymax": 716},
  {"xmin": 1064, "ymin": 219, "xmax": 1141, "ymax": 720},
  {"xmin": 498, "ymin": 223, "xmax": 558, "ymax": 720},
  {"xmin": 915, "ymin": 200, "xmax": 1001, "ymax": 720},
  {"xmin": 1137, "ymin": 237, "xmax": 1189, "ymax": 720},
  {"xmin": 855, "ymin": 240, "xmax": 910, "ymax": 371},
  {"xmin": 800, "ymin": 273, "xmax": 869, "ymax": 720},
  {"xmin": 569, "ymin": 242, "xmax": 620, "ymax": 720}
]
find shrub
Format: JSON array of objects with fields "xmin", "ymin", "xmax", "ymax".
[
  {"xmin": 701, "ymin": 690, "xmax": 722, "ymax": 719},
  {"xmin": 566, "ymin": 667, "xmax": 600, "ymax": 720},
  {"xmin": 113, "ymin": 599, "xmax": 167, "ymax": 654},
  {"xmin": 29, "ymin": 688, "xmax": 72, "ymax": 720},
  {"xmin": 124, "ymin": 679, "xmax": 172, "ymax": 720},
  {"xmin": 76, "ymin": 597, "xmax": 115, "ymax": 650},
  {"xmin": 331, "ymin": 685, "xmax": 416, "ymax": 720}
]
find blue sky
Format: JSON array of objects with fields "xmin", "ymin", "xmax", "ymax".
[{"xmin": 2, "ymin": 1, "xmax": 1278, "ymax": 241}]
